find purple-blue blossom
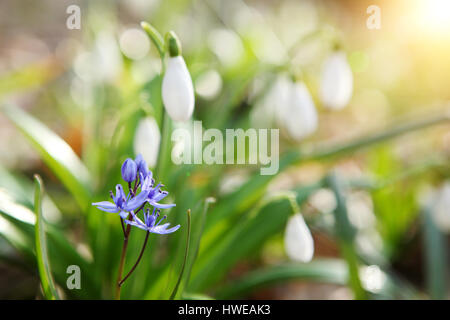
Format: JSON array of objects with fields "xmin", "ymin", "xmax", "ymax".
[
  {"xmin": 126, "ymin": 208, "xmax": 180, "ymax": 234},
  {"xmin": 92, "ymin": 184, "xmax": 148, "ymax": 219},
  {"xmin": 141, "ymin": 174, "xmax": 176, "ymax": 209},
  {"xmin": 92, "ymin": 154, "xmax": 176, "ymax": 225},
  {"xmin": 135, "ymin": 154, "xmax": 151, "ymax": 179},
  {"xmin": 121, "ymin": 158, "xmax": 137, "ymax": 182}
]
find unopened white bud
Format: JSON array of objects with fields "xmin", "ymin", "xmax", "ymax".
[
  {"xmin": 279, "ymin": 82, "xmax": 318, "ymax": 141},
  {"xmin": 319, "ymin": 51, "xmax": 353, "ymax": 110},
  {"xmin": 162, "ymin": 56, "xmax": 195, "ymax": 122},
  {"xmin": 284, "ymin": 213, "xmax": 314, "ymax": 263}
]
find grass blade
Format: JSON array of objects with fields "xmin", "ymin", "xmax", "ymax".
[
  {"xmin": 204, "ymin": 110, "xmax": 450, "ymax": 235},
  {"xmin": 216, "ymin": 259, "xmax": 348, "ymax": 299},
  {"xmin": 184, "ymin": 197, "xmax": 215, "ymax": 286},
  {"xmin": 423, "ymin": 205, "xmax": 448, "ymax": 299},
  {"xmin": 190, "ymin": 196, "xmax": 295, "ymax": 292},
  {"xmin": 169, "ymin": 209, "xmax": 191, "ymax": 300},
  {"xmin": 0, "ymin": 188, "xmax": 99, "ymax": 298},
  {"xmin": 3, "ymin": 104, "xmax": 91, "ymax": 210},
  {"xmin": 34, "ymin": 175, "xmax": 60, "ymax": 300},
  {"xmin": 326, "ymin": 173, "xmax": 366, "ymax": 300}
]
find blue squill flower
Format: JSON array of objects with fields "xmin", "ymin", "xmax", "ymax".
[
  {"xmin": 92, "ymin": 154, "xmax": 175, "ymax": 228},
  {"xmin": 126, "ymin": 208, "xmax": 180, "ymax": 234},
  {"xmin": 92, "ymin": 184, "xmax": 148, "ymax": 219},
  {"xmin": 134, "ymin": 154, "xmax": 151, "ymax": 179},
  {"xmin": 141, "ymin": 174, "xmax": 176, "ymax": 209},
  {"xmin": 121, "ymin": 158, "xmax": 137, "ymax": 182}
]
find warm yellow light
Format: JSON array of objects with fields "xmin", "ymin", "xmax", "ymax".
[{"xmin": 420, "ymin": 0, "xmax": 450, "ymax": 34}]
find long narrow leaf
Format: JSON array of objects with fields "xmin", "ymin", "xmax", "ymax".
[
  {"xmin": 423, "ymin": 205, "xmax": 448, "ymax": 299},
  {"xmin": 327, "ymin": 173, "xmax": 366, "ymax": 300},
  {"xmin": 184, "ymin": 197, "xmax": 215, "ymax": 286},
  {"xmin": 169, "ymin": 209, "xmax": 191, "ymax": 300},
  {"xmin": 34, "ymin": 175, "xmax": 60, "ymax": 300},
  {"xmin": 216, "ymin": 259, "xmax": 348, "ymax": 299},
  {"xmin": 3, "ymin": 104, "xmax": 91, "ymax": 210},
  {"xmin": 204, "ymin": 110, "xmax": 450, "ymax": 236},
  {"xmin": 0, "ymin": 188, "xmax": 99, "ymax": 298},
  {"xmin": 189, "ymin": 196, "xmax": 294, "ymax": 292}
]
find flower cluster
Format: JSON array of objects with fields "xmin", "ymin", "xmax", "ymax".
[
  {"xmin": 253, "ymin": 50, "xmax": 353, "ymax": 142},
  {"xmin": 92, "ymin": 154, "xmax": 179, "ymax": 235}
]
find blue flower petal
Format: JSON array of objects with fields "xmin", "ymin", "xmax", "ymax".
[
  {"xmin": 124, "ymin": 190, "xmax": 149, "ymax": 211},
  {"xmin": 152, "ymin": 223, "xmax": 180, "ymax": 234},
  {"xmin": 153, "ymin": 191, "xmax": 168, "ymax": 202},
  {"xmin": 121, "ymin": 158, "xmax": 137, "ymax": 182},
  {"xmin": 135, "ymin": 154, "xmax": 152, "ymax": 179},
  {"xmin": 149, "ymin": 202, "xmax": 176, "ymax": 209},
  {"xmin": 125, "ymin": 220, "xmax": 148, "ymax": 231},
  {"xmin": 119, "ymin": 211, "xmax": 129, "ymax": 219},
  {"xmin": 92, "ymin": 201, "xmax": 119, "ymax": 213}
]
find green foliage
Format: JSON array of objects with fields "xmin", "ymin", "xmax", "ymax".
[
  {"xmin": 0, "ymin": 11, "xmax": 449, "ymax": 301},
  {"xmin": 34, "ymin": 175, "xmax": 60, "ymax": 300}
]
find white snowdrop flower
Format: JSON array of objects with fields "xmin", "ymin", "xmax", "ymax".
[
  {"xmin": 431, "ymin": 182, "xmax": 450, "ymax": 232},
  {"xmin": 251, "ymin": 74, "xmax": 291, "ymax": 128},
  {"xmin": 73, "ymin": 31, "xmax": 123, "ymax": 84},
  {"xmin": 346, "ymin": 191, "xmax": 376, "ymax": 230},
  {"xmin": 270, "ymin": 75, "xmax": 293, "ymax": 125},
  {"xmin": 360, "ymin": 265, "xmax": 386, "ymax": 293},
  {"xmin": 133, "ymin": 117, "xmax": 161, "ymax": 168},
  {"xmin": 308, "ymin": 188, "xmax": 337, "ymax": 214},
  {"xmin": 284, "ymin": 213, "xmax": 314, "ymax": 263},
  {"xmin": 119, "ymin": 28, "xmax": 150, "ymax": 60},
  {"xmin": 94, "ymin": 31, "xmax": 123, "ymax": 83},
  {"xmin": 162, "ymin": 32, "xmax": 195, "ymax": 122},
  {"xmin": 319, "ymin": 51, "xmax": 353, "ymax": 110},
  {"xmin": 195, "ymin": 69, "xmax": 222, "ymax": 99},
  {"xmin": 280, "ymin": 82, "xmax": 318, "ymax": 141}
]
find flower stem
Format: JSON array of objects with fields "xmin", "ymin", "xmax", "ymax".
[
  {"xmin": 115, "ymin": 223, "xmax": 131, "ymax": 300},
  {"xmin": 120, "ymin": 217, "xmax": 125, "ymax": 236},
  {"xmin": 118, "ymin": 231, "xmax": 150, "ymax": 287}
]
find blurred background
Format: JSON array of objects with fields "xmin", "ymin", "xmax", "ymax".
[{"xmin": 0, "ymin": 0, "xmax": 449, "ymax": 299}]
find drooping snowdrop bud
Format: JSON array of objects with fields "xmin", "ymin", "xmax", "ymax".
[
  {"xmin": 162, "ymin": 31, "xmax": 195, "ymax": 122},
  {"xmin": 251, "ymin": 74, "xmax": 291, "ymax": 128},
  {"xmin": 121, "ymin": 158, "xmax": 137, "ymax": 182},
  {"xmin": 284, "ymin": 213, "xmax": 314, "ymax": 263},
  {"xmin": 431, "ymin": 182, "xmax": 450, "ymax": 232},
  {"xmin": 133, "ymin": 117, "xmax": 161, "ymax": 168},
  {"xmin": 279, "ymin": 82, "xmax": 318, "ymax": 141},
  {"xmin": 319, "ymin": 51, "xmax": 353, "ymax": 110}
]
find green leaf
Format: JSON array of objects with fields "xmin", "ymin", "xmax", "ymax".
[
  {"xmin": 422, "ymin": 205, "xmax": 448, "ymax": 299},
  {"xmin": 189, "ymin": 196, "xmax": 295, "ymax": 292},
  {"xmin": 34, "ymin": 175, "xmax": 60, "ymax": 300},
  {"xmin": 0, "ymin": 60, "xmax": 58, "ymax": 99},
  {"xmin": 0, "ymin": 188, "xmax": 99, "ymax": 298},
  {"xmin": 3, "ymin": 104, "xmax": 91, "ymax": 211},
  {"xmin": 216, "ymin": 259, "xmax": 348, "ymax": 299},
  {"xmin": 184, "ymin": 197, "xmax": 215, "ymax": 286},
  {"xmin": 0, "ymin": 214, "xmax": 34, "ymax": 262},
  {"xmin": 0, "ymin": 188, "xmax": 36, "ymax": 258},
  {"xmin": 204, "ymin": 110, "xmax": 450, "ymax": 239},
  {"xmin": 141, "ymin": 21, "xmax": 165, "ymax": 60},
  {"xmin": 181, "ymin": 293, "xmax": 215, "ymax": 300},
  {"xmin": 326, "ymin": 173, "xmax": 366, "ymax": 300},
  {"xmin": 169, "ymin": 209, "xmax": 191, "ymax": 300},
  {"xmin": 200, "ymin": 179, "xmax": 320, "ymax": 273}
]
